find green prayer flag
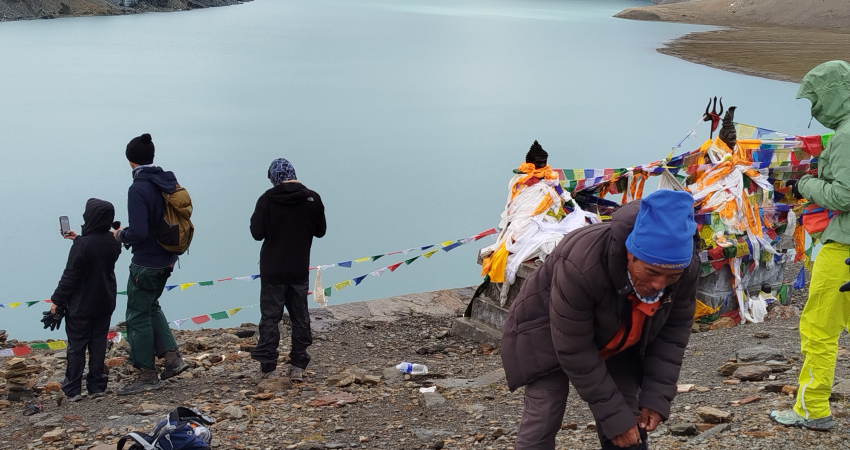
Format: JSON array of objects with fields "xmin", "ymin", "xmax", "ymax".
[
  {"xmin": 210, "ymin": 311, "xmax": 229, "ymax": 320},
  {"xmin": 324, "ymin": 287, "xmax": 332, "ymax": 297},
  {"xmin": 29, "ymin": 343, "xmax": 50, "ymax": 350},
  {"xmin": 722, "ymin": 245, "xmax": 737, "ymax": 260},
  {"xmin": 700, "ymin": 262, "xmax": 713, "ymax": 276},
  {"xmin": 823, "ymin": 132, "xmax": 834, "ymax": 148},
  {"xmin": 371, "ymin": 255, "xmax": 384, "ymax": 262},
  {"xmin": 405, "ymin": 256, "xmax": 419, "ymax": 265},
  {"xmin": 117, "ymin": 291, "xmax": 128, "ymax": 296},
  {"xmin": 25, "ymin": 301, "xmax": 39, "ymax": 307},
  {"xmin": 778, "ymin": 284, "xmax": 788, "ymax": 305},
  {"xmin": 198, "ymin": 281, "xmax": 214, "ymax": 286}
]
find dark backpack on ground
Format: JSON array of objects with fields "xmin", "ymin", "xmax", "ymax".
[{"xmin": 117, "ymin": 407, "xmax": 214, "ymax": 450}]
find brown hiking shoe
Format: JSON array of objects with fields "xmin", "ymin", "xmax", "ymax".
[
  {"xmin": 118, "ymin": 368, "xmax": 161, "ymax": 396},
  {"xmin": 160, "ymin": 349, "xmax": 189, "ymax": 381}
]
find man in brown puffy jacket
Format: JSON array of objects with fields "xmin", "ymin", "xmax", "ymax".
[{"xmin": 501, "ymin": 190, "xmax": 699, "ymax": 449}]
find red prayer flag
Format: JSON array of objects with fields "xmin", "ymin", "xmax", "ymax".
[
  {"xmin": 191, "ymin": 315, "xmax": 211, "ymax": 325},
  {"xmin": 106, "ymin": 332, "xmax": 117, "ymax": 340},
  {"xmin": 474, "ymin": 228, "xmax": 498, "ymax": 241},
  {"xmin": 800, "ymin": 135, "xmax": 824, "ymax": 157},
  {"xmin": 12, "ymin": 346, "xmax": 31, "ymax": 356},
  {"xmin": 216, "ymin": 277, "xmax": 232, "ymax": 282},
  {"xmin": 387, "ymin": 262, "xmax": 403, "ymax": 272}
]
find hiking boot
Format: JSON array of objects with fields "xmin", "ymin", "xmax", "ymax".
[
  {"xmin": 68, "ymin": 394, "xmax": 83, "ymax": 402},
  {"xmin": 769, "ymin": 409, "xmax": 834, "ymax": 431},
  {"xmin": 160, "ymin": 349, "xmax": 189, "ymax": 381},
  {"xmin": 118, "ymin": 369, "xmax": 161, "ymax": 396},
  {"xmin": 288, "ymin": 366, "xmax": 304, "ymax": 383},
  {"xmin": 90, "ymin": 392, "xmax": 106, "ymax": 399}
]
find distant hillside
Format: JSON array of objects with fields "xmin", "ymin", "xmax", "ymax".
[
  {"xmin": 0, "ymin": 0, "xmax": 248, "ymax": 22},
  {"xmin": 618, "ymin": 0, "xmax": 850, "ymax": 31}
]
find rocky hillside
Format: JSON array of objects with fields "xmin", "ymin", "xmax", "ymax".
[
  {"xmin": 0, "ymin": 0, "xmax": 249, "ymax": 22},
  {"xmin": 618, "ymin": 0, "xmax": 850, "ymax": 31}
]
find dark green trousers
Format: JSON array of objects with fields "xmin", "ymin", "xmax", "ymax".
[{"xmin": 126, "ymin": 264, "xmax": 178, "ymax": 370}]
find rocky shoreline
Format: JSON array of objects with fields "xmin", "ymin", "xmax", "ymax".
[
  {"xmin": 4, "ymin": 265, "xmax": 850, "ymax": 449},
  {"xmin": 616, "ymin": 1, "xmax": 850, "ymax": 83},
  {"xmin": 0, "ymin": 0, "xmax": 251, "ymax": 23}
]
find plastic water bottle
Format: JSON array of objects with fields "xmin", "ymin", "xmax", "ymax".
[{"xmin": 396, "ymin": 362, "xmax": 428, "ymax": 375}]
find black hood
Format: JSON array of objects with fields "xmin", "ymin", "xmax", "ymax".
[
  {"xmin": 266, "ymin": 182, "xmax": 314, "ymax": 205},
  {"xmin": 133, "ymin": 166, "xmax": 178, "ymax": 194},
  {"xmin": 81, "ymin": 198, "xmax": 116, "ymax": 236}
]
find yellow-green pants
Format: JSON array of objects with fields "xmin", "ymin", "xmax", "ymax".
[{"xmin": 794, "ymin": 242, "xmax": 850, "ymax": 420}]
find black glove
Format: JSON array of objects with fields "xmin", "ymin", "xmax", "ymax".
[
  {"xmin": 786, "ymin": 179, "xmax": 804, "ymax": 200},
  {"xmin": 841, "ymin": 258, "xmax": 850, "ymax": 293},
  {"xmin": 41, "ymin": 310, "xmax": 64, "ymax": 331}
]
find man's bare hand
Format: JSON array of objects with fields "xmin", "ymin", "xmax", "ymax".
[
  {"xmin": 639, "ymin": 408, "xmax": 662, "ymax": 431},
  {"xmin": 63, "ymin": 230, "xmax": 78, "ymax": 240},
  {"xmin": 611, "ymin": 425, "xmax": 641, "ymax": 448},
  {"xmin": 113, "ymin": 227, "xmax": 123, "ymax": 241},
  {"xmin": 50, "ymin": 304, "xmax": 57, "ymax": 314}
]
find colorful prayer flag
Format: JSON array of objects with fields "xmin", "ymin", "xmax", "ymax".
[
  {"xmin": 191, "ymin": 315, "xmax": 210, "ymax": 325},
  {"xmin": 324, "ymin": 287, "xmax": 332, "ymax": 297},
  {"xmin": 405, "ymin": 256, "xmax": 419, "ymax": 265},
  {"xmin": 402, "ymin": 248, "xmax": 416, "ymax": 254},
  {"xmin": 371, "ymin": 255, "xmax": 384, "ymax": 262},
  {"xmin": 8, "ymin": 303, "xmax": 21, "ymax": 309},
  {"xmin": 251, "ymin": 274, "xmax": 260, "ymax": 280},
  {"xmin": 29, "ymin": 343, "xmax": 49, "ymax": 350},
  {"xmin": 442, "ymin": 242, "xmax": 461, "ymax": 252},
  {"xmin": 47, "ymin": 341, "xmax": 67, "ymax": 350},
  {"xmin": 12, "ymin": 346, "xmax": 31, "ymax": 356},
  {"xmin": 216, "ymin": 277, "xmax": 233, "ymax": 282},
  {"xmin": 180, "ymin": 283, "xmax": 196, "ymax": 291},
  {"xmin": 210, "ymin": 311, "xmax": 229, "ymax": 320},
  {"xmin": 118, "ymin": 291, "xmax": 128, "ymax": 295},
  {"xmin": 25, "ymin": 301, "xmax": 39, "ymax": 307},
  {"xmin": 233, "ymin": 276, "xmax": 253, "ymax": 281},
  {"xmin": 354, "ymin": 257, "xmax": 371, "ymax": 263},
  {"xmin": 388, "ymin": 262, "xmax": 403, "ymax": 272},
  {"xmin": 227, "ymin": 308, "xmax": 242, "ymax": 317},
  {"xmin": 0, "ymin": 348, "xmax": 14, "ymax": 357},
  {"xmin": 334, "ymin": 280, "xmax": 353, "ymax": 291},
  {"xmin": 423, "ymin": 249, "xmax": 439, "ymax": 258},
  {"xmin": 173, "ymin": 318, "xmax": 188, "ymax": 328},
  {"xmin": 198, "ymin": 281, "xmax": 214, "ymax": 286},
  {"xmin": 353, "ymin": 275, "xmax": 368, "ymax": 286},
  {"xmin": 337, "ymin": 261, "xmax": 352, "ymax": 268},
  {"xmin": 319, "ymin": 264, "xmax": 336, "ymax": 270},
  {"xmin": 440, "ymin": 241, "xmax": 454, "ymax": 247},
  {"xmin": 370, "ymin": 268, "xmax": 388, "ymax": 277},
  {"xmin": 420, "ymin": 245, "xmax": 434, "ymax": 251},
  {"xmin": 166, "ymin": 285, "xmax": 179, "ymax": 291}
]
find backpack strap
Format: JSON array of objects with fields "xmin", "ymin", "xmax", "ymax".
[{"xmin": 117, "ymin": 432, "xmax": 156, "ymax": 450}]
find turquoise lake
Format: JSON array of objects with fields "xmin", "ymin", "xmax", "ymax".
[{"xmin": 0, "ymin": 0, "xmax": 827, "ymax": 340}]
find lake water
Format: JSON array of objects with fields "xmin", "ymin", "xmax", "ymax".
[{"xmin": 0, "ymin": 0, "xmax": 826, "ymax": 340}]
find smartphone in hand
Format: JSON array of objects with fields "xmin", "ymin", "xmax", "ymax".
[{"xmin": 59, "ymin": 216, "xmax": 70, "ymax": 236}]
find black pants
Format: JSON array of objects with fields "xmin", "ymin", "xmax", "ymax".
[
  {"xmin": 251, "ymin": 281, "xmax": 311, "ymax": 372},
  {"xmin": 62, "ymin": 315, "xmax": 111, "ymax": 397}
]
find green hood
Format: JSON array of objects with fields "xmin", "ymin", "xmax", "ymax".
[{"xmin": 797, "ymin": 60, "xmax": 850, "ymax": 130}]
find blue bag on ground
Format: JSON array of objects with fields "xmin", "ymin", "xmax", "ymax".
[{"xmin": 117, "ymin": 407, "xmax": 215, "ymax": 450}]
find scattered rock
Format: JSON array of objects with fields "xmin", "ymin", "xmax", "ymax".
[
  {"xmin": 221, "ymin": 405, "xmax": 245, "ymax": 420},
  {"xmin": 412, "ymin": 428, "xmax": 452, "ymax": 442},
  {"xmin": 43, "ymin": 382, "xmax": 60, "ymax": 392},
  {"xmin": 736, "ymin": 346, "xmax": 786, "ymax": 363},
  {"xmin": 416, "ymin": 344, "xmax": 447, "ymax": 355},
  {"xmin": 234, "ymin": 328, "xmax": 256, "ymax": 338},
  {"xmin": 105, "ymin": 357, "xmax": 127, "ymax": 368},
  {"xmin": 753, "ymin": 331, "xmax": 770, "ymax": 339},
  {"xmin": 326, "ymin": 373, "xmax": 355, "ymax": 388},
  {"xmin": 669, "ymin": 423, "xmax": 697, "ymax": 436},
  {"xmin": 782, "ymin": 385, "xmax": 799, "ymax": 396},
  {"xmin": 691, "ymin": 423, "xmax": 731, "ymax": 443},
  {"xmin": 766, "ymin": 305, "xmax": 797, "ymax": 321},
  {"xmin": 696, "ymin": 406, "xmax": 732, "ymax": 424},
  {"xmin": 677, "ymin": 384, "xmax": 695, "ymax": 393},
  {"xmin": 257, "ymin": 376, "xmax": 292, "ymax": 393},
  {"xmin": 307, "ymin": 392, "xmax": 358, "ymax": 407},
  {"xmin": 732, "ymin": 365, "xmax": 772, "ymax": 381},
  {"xmin": 41, "ymin": 428, "xmax": 65, "ymax": 443},
  {"xmin": 419, "ymin": 392, "xmax": 447, "ymax": 410},
  {"xmin": 695, "ymin": 423, "xmax": 715, "ymax": 432},
  {"xmin": 709, "ymin": 317, "xmax": 736, "ymax": 330},
  {"xmin": 730, "ymin": 395, "xmax": 762, "ymax": 405},
  {"xmin": 717, "ymin": 361, "xmax": 792, "ymax": 376}
]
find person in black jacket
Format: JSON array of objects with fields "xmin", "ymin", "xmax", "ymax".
[
  {"xmin": 49, "ymin": 198, "xmax": 122, "ymax": 402},
  {"xmin": 113, "ymin": 133, "xmax": 188, "ymax": 395},
  {"xmin": 250, "ymin": 158, "xmax": 326, "ymax": 381}
]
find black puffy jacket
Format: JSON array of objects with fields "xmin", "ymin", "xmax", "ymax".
[
  {"xmin": 250, "ymin": 182, "xmax": 326, "ymax": 284},
  {"xmin": 500, "ymin": 201, "xmax": 699, "ymax": 439},
  {"xmin": 51, "ymin": 199, "xmax": 122, "ymax": 318}
]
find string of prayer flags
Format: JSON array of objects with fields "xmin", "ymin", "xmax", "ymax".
[
  {"xmin": 405, "ymin": 256, "xmax": 419, "ymax": 265},
  {"xmin": 353, "ymin": 275, "xmax": 368, "ymax": 286},
  {"xmin": 227, "ymin": 307, "xmax": 242, "ymax": 316},
  {"xmin": 191, "ymin": 315, "xmax": 210, "ymax": 325},
  {"xmin": 334, "ymin": 280, "xmax": 353, "ymax": 291},
  {"xmin": 180, "ymin": 283, "xmax": 196, "ymax": 291},
  {"xmin": 209, "ymin": 311, "xmax": 229, "ymax": 320}
]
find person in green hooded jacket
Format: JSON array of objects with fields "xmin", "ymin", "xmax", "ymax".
[{"xmin": 770, "ymin": 60, "xmax": 850, "ymax": 431}]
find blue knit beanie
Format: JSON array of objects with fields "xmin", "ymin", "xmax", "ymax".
[
  {"xmin": 625, "ymin": 190, "xmax": 696, "ymax": 269},
  {"xmin": 268, "ymin": 158, "xmax": 297, "ymax": 186}
]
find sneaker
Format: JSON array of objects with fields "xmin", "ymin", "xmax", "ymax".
[
  {"xmin": 118, "ymin": 369, "xmax": 162, "ymax": 396},
  {"xmin": 253, "ymin": 369, "xmax": 279, "ymax": 381},
  {"xmin": 68, "ymin": 394, "xmax": 83, "ymax": 402},
  {"xmin": 288, "ymin": 366, "xmax": 304, "ymax": 383},
  {"xmin": 160, "ymin": 349, "xmax": 189, "ymax": 381},
  {"xmin": 90, "ymin": 392, "xmax": 106, "ymax": 399},
  {"xmin": 769, "ymin": 409, "xmax": 834, "ymax": 431}
]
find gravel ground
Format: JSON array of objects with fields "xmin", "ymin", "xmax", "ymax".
[{"xmin": 3, "ymin": 263, "xmax": 850, "ymax": 450}]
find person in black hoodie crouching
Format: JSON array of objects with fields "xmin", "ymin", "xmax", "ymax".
[
  {"xmin": 48, "ymin": 199, "xmax": 122, "ymax": 402},
  {"xmin": 250, "ymin": 158, "xmax": 326, "ymax": 381}
]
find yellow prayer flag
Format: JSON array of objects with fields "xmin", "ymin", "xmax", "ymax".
[
  {"xmin": 440, "ymin": 240, "xmax": 454, "ymax": 247},
  {"xmin": 334, "ymin": 280, "xmax": 353, "ymax": 291},
  {"xmin": 573, "ymin": 169, "xmax": 584, "ymax": 180},
  {"xmin": 8, "ymin": 302, "xmax": 22, "ymax": 309},
  {"xmin": 354, "ymin": 257, "xmax": 371, "ymax": 263},
  {"xmin": 47, "ymin": 341, "xmax": 67, "ymax": 349},
  {"xmin": 227, "ymin": 308, "xmax": 242, "ymax": 317},
  {"xmin": 180, "ymin": 283, "xmax": 196, "ymax": 291},
  {"xmin": 737, "ymin": 124, "xmax": 757, "ymax": 139},
  {"xmin": 423, "ymin": 249, "xmax": 439, "ymax": 258}
]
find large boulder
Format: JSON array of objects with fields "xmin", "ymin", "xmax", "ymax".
[{"xmin": 736, "ymin": 346, "xmax": 785, "ymax": 363}]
